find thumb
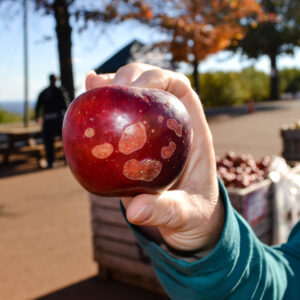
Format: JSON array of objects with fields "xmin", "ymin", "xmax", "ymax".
[{"xmin": 125, "ymin": 190, "xmax": 194, "ymax": 228}]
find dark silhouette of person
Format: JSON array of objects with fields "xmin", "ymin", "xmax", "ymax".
[{"xmin": 35, "ymin": 74, "xmax": 69, "ymax": 168}]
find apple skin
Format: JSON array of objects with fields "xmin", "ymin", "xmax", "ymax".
[{"xmin": 62, "ymin": 85, "xmax": 192, "ymax": 197}]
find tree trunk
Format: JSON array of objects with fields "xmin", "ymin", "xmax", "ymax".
[
  {"xmin": 53, "ymin": 0, "xmax": 75, "ymax": 100},
  {"xmin": 269, "ymin": 54, "xmax": 279, "ymax": 101},
  {"xmin": 192, "ymin": 58, "xmax": 200, "ymax": 95}
]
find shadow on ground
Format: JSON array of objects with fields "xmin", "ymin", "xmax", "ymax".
[
  {"xmin": 0, "ymin": 155, "xmax": 66, "ymax": 178},
  {"xmin": 36, "ymin": 277, "xmax": 169, "ymax": 300}
]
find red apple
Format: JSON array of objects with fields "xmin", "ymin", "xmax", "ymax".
[
  {"xmin": 225, "ymin": 151, "xmax": 236, "ymax": 162},
  {"xmin": 62, "ymin": 85, "xmax": 192, "ymax": 197}
]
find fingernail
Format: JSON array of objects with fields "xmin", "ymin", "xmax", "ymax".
[
  {"xmin": 86, "ymin": 70, "xmax": 96, "ymax": 76},
  {"xmin": 131, "ymin": 203, "xmax": 153, "ymax": 223}
]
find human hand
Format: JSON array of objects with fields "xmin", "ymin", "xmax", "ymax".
[{"xmin": 85, "ymin": 63, "xmax": 224, "ymax": 252}]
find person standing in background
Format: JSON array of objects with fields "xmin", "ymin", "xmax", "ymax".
[{"xmin": 35, "ymin": 74, "xmax": 69, "ymax": 169}]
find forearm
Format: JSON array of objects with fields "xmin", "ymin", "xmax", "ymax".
[{"xmin": 123, "ymin": 181, "xmax": 299, "ymax": 300}]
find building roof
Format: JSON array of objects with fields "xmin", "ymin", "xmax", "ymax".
[{"xmin": 94, "ymin": 40, "xmax": 174, "ymax": 74}]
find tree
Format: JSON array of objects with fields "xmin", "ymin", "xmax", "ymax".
[
  {"xmin": 34, "ymin": 0, "xmax": 154, "ymax": 100},
  {"xmin": 1, "ymin": 0, "xmax": 130, "ymax": 102},
  {"xmin": 0, "ymin": 0, "xmax": 76, "ymax": 100},
  {"xmin": 80, "ymin": 0, "xmax": 266, "ymax": 95},
  {"xmin": 36, "ymin": 0, "xmax": 75, "ymax": 100},
  {"xmin": 231, "ymin": 0, "xmax": 300, "ymax": 100},
  {"xmin": 153, "ymin": 0, "xmax": 266, "ymax": 95},
  {"xmin": 35, "ymin": 0, "xmax": 122, "ymax": 100}
]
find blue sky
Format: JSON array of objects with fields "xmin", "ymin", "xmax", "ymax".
[{"xmin": 1, "ymin": 2, "xmax": 300, "ymax": 103}]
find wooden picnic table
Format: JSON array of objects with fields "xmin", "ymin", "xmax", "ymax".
[{"xmin": 0, "ymin": 125, "xmax": 42, "ymax": 164}]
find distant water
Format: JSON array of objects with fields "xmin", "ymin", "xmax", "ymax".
[{"xmin": 0, "ymin": 100, "xmax": 36, "ymax": 114}]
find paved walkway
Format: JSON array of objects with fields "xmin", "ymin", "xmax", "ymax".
[
  {"xmin": 0, "ymin": 100, "xmax": 299, "ymax": 300},
  {"xmin": 208, "ymin": 99, "xmax": 300, "ymax": 159}
]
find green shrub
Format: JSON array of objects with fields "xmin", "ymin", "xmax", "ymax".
[
  {"xmin": 200, "ymin": 71, "xmax": 249, "ymax": 107},
  {"xmin": 239, "ymin": 67, "xmax": 270, "ymax": 102},
  {"xmin": 187, "ymin": 67, "xmax": 270, "ymax": 107},
  {"xmin": 0, "ymin": 107, "xmax": 22, "ymax": 123},
  {"xmin": 280, "ymin": 68, "xmax": 300, "ymax": 94}
]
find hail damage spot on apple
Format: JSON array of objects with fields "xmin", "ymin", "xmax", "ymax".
[
  {"xmin": 118, "ymin": 122, "xmax": 147, "ymax": 155},
  {"xmin": 158, "ymin": 115, "xmax": 164, "ymax": 123},
  {"xmin": 161, "ymin": 141, "xmax": 176, "ymax": 159},
  {"xmin": 92, "ymin": 143, "xmax": 113, "ymax": 159},
  {"xmin": 84, "ymin": 127, "xmax": 95, "ymax": 138},
  {"xmin": 123, "ymin": 159, "xmax": 162, "ymax": 181},
  {"xmin": 167, "ymin": 119, "xmax": 182, "ymax": 137}
]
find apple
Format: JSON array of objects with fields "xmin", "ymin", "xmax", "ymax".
[
  {"xmin": 217, "ymin": 153, "xmax": 272, "ymax": 188},
  {"xmin": 62, "ymin": 85, "xmax": 192, "ymax": 197},
  {"xmin": 225, "ymin": 151, "xmax": 236, "ymax": 162}
]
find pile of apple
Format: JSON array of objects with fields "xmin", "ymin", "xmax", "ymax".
[
  {"xmin": 281, "ymin": 120, "xmax": 300, "ymax": 130},
  {"xmin": 216, "ymin": 152, "xmax": 272, "ymax": 188}
]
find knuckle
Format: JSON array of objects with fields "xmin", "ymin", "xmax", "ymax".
[
  {"xmin": 116, "ymin": 63, "xmax": 139, "ymax": 75},
  {"xmin": 121, "ymin": 62, "xmax": 147, "ymax": 72},
  {"xmin": 116, "ymin": 65, "xmax": 129, "ymax": 75},
  {"xmin": 145, "ymin": 68, "xmax": 164, "ymax": 79},
  {"xmin": 125, "ymin": 62, "xmax": 139, "ymax": 69}
]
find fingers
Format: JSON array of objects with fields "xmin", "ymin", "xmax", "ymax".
[
  {"xmin": 124, "ymin": 190, "xmax": 224, "ymax": 251},
  {"xmin": 129, "ymin": 68, "xmax": 214, "ymax": 165},
  {"xmin": 127, "ymin": 68, "xmax": 205, "ymax": 132},
  {"xmin": 85, "ymin": 63, "xmax": 158, "ymax": 90},
  {"xmin": 131, "ymin": 68, "xmax": 192, "ymax": 99},
  {"xmin": 85, "ymin": 64, "xmax": 192, "ymax": 102},
  {"xmin": 84, "ymin": 63, "xmax": 216, "ymax": 199},
  {"xmin": 125, "ymin": 190, "xmax": 201, "ymax": 229},
  {"xmin": 110, "ymin": 63, "xmax": 160, "ymax": 86},
  {"xmin": 85, "ymin": 70, "xmax": 115, "ymax": 90},
  {"xmin": 127, "ymin": 67, "xmax": 206, "ymax": 139}
]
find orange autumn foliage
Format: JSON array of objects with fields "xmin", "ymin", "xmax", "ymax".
[
  {"xmin": 151, "ymin": 0, "xmax": 269, "ymax": 63},
  {"xmin": 86, "ymin": 0, "xmax": 271, "ymax": 64},
  {"xmin": 89, "ymin": 0, "xmax": 273, "ymax": 93}
]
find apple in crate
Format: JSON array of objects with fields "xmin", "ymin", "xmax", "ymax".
[{"xmin": 62, "ymin": 85, "xmax": 192, "ymax": 197}]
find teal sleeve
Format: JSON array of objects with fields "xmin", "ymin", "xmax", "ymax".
[{"xmin": 122, "ymin": 180, "xmax": 300, "ymax": 300}]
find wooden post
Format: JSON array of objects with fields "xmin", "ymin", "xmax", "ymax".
[{"xmin": 23, "ymin": 0, "xmax": 29, "ymax": 127}]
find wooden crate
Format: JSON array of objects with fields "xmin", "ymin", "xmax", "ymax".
[
  {"xmin": 228, "ymin": 179, "xmax": 274, "ymax": 245},
  {"xmin": 281, "ymin": 128, "xmax": 300, "ymax": 161},
  {"xmin": 89, "ymin": 194, "xmax": 164, "ymax": 294}
]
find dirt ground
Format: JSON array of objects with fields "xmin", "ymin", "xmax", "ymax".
[{"xmin": 0, "ymin": 100, "xmax": 299, "ymax": 300}]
